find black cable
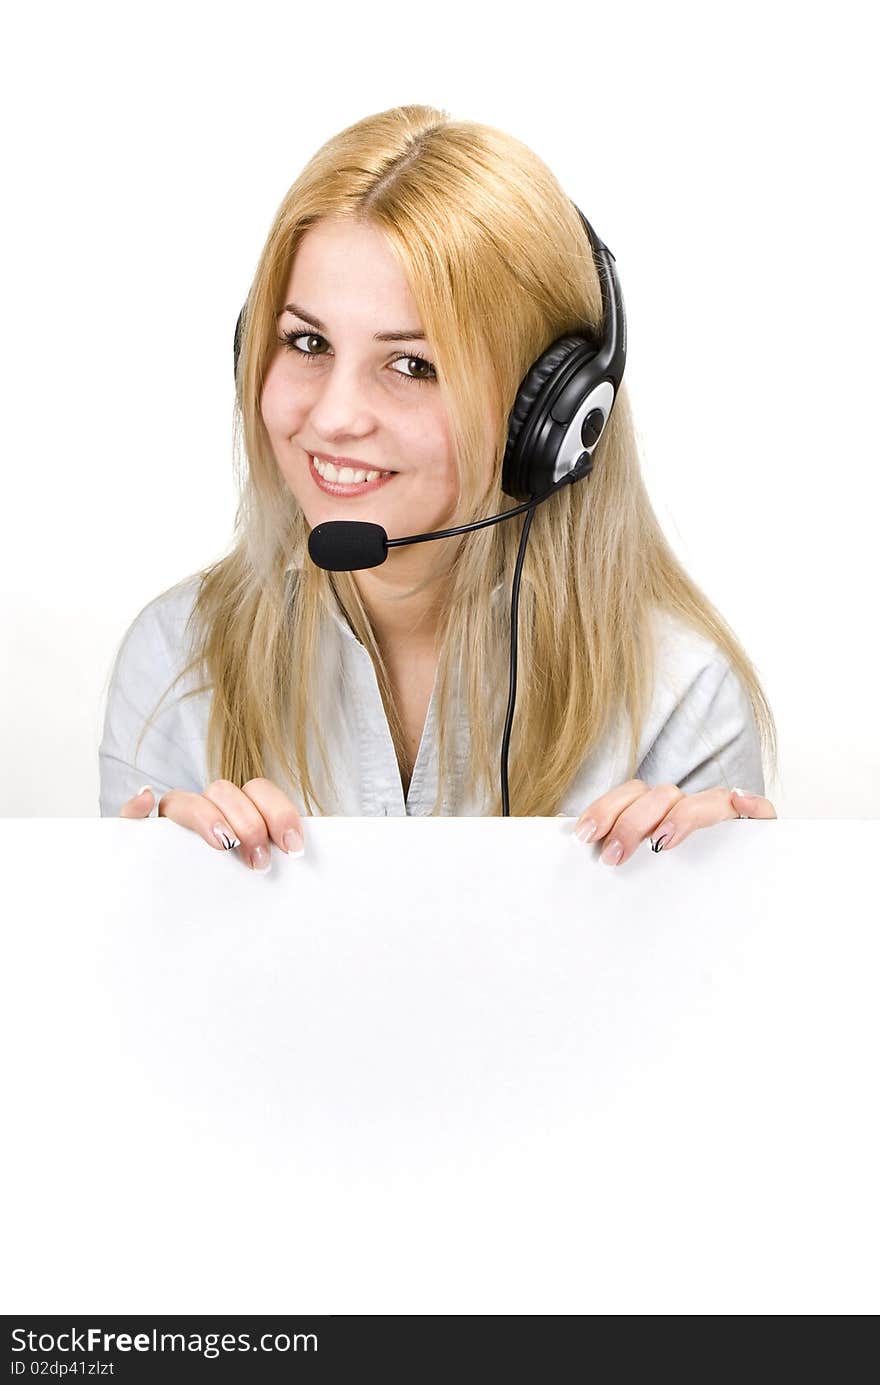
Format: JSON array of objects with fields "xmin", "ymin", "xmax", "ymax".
[
  {"xmin": 500, "ymin": 501, "xmax": 537, "ymax": 816},
  {"xmin": 384, "ymin": 479, "xmax": 568, "ymax": 550}
]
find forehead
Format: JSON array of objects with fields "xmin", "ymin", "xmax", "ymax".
[{"xmin": 283, "ymin": 218, "xmax": 420, "ymax": 321}]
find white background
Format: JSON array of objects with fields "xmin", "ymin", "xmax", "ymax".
[{"xmin": 1, "ymin": 0, "xmax": 877, "ymax": 817}]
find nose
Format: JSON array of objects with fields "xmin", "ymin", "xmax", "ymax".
[{"xmin": 306, "ymin": 357, "xmax": 377, "ymax": 442}]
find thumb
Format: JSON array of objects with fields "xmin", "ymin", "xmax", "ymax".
[
  {"xmin": 120, "ymin": 785, "xmax": 155, "ymax": 818},
  {"xmin": 731, "ymin": 787, "xmax": 777, "ymax": 819}
]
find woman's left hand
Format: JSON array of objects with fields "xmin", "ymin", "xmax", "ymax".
[{"xmin": 572, "ymin": 780, "xmax": 777, "ymax": 867}]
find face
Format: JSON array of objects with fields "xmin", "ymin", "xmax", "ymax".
[{"xmin": 260, "ymin": 217, "xmax": 460, "ymax": 551}]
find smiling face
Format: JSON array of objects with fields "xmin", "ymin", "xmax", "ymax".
[{"xmin": 260, "ymin": 216, "xmax": 460, "ymax": 551}]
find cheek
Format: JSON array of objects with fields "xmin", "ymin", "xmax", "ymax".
[
  {"xmin": 417, "ymin": 409, "xmax": 455, "ymax": 471},
  {"xmin": 434, "ymin": 423, "xmax": 461, "ymax": 495},
  {"xmin": 260, "ymin": 368, "xmax": 302, "ymax": 438},
  {"xmin": 411, "ymin": 439, "xmax": 460, "ymax": 518}
]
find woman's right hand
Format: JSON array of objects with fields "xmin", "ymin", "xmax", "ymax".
[{"xmin": 119, "ymin": 779, "xmax": 306, "ymax": 871}]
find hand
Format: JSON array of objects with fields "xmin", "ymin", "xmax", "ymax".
[
  {"xmin": 119, "ymin": 778, "xmax": 306, "ymax": 871},
  {"xmin": 572, "ymin": 779, "xmax": 777, "ymax": 867}
]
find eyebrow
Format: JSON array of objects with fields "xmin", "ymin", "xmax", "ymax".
[{"xmin": 280, "ymin": 302, "xmax": 426, "ymax": 343}]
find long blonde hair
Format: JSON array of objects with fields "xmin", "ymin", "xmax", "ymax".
[{"xmin": 137, "ymin": 103, "xmax": 778, "ymax": 815}]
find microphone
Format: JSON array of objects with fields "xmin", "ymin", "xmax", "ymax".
[
  {"xmin": 308, "ymin": 520, "xmax": 388, "ymax": 571},
  {"xmin": 307, "ymin": 455, "xmax": 592, "ymax": 572}
]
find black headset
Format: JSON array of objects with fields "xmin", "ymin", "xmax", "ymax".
[{"xmin": 233, "ymin": 201, "xmax": 627, "ymax": 812}]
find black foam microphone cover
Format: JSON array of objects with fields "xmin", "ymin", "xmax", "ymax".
[{"xmin": 307, "ymin": 521, "xmax": 389, "ymax": 571}]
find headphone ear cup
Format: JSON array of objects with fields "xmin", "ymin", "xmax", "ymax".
[
  {"xmin": 502, "ymin": 335, "xmax": 596, "ymax": 500},
  {"xmin": 233, "ymin": 303, "xmax": 246, "ymax": 386}
]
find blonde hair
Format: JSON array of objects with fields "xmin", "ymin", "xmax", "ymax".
[{"xmin": 137, "ymin": 103, "xmax": 778, "ymax": 815}]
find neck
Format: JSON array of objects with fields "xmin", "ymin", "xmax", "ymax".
[
  {"xmin": 353, "ymin": 576, "xmax": 438, "ymax": 655},
  {"xmin": 352, "ymin": 547, "xmax": 453, "ymax": 654}
]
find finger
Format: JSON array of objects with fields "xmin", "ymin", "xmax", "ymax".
[
  {"xmin": 120, "ymin": 785, "xmax": 155, "ymax": 818},
  {"xmin": 573, "ymin": 779, "xmax": 658, "ymax": 847},
  {"xmin": 593, "ymin": 782, "xmax": 685, "ymax": 866},
  {"xmin": 156, "ymin": 786, "xmax": 243, "ymax": 857},
  {"xmin": 731, "ymin": 788, "xmax": 778, "ymax": 820},
  {"xmin": 651, "ymin": 785, "xmax": 752, "ymax": 854},
  {"xmin": 194, "ymin": 779, "xmax": 282, "ymax": 871},
  {"xmin": 239, "ymin": 777, "xmax": 306, "ymax": 858}
]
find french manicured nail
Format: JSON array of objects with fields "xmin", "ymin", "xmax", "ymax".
[
  {"xmin": 137, "ymin": 785, "xmax": 152, "ymax": 797},
  {"xmin": 213, "ymin": 825, "xmax": 240, "ymax": 851},
  {"xmin": 251, "ymin": 844, "xmax": 271, "ymax": 871},
  {"xmin": 601, "ymin": 839, "xmax": 623, "ymax": 866},
  {"xmin": 283, "ymin": 828, "xmax": 305, "ymax": 857},
  {"xmin": 574, "ymin": 819, "xmax": 599, "ymax": 844}
]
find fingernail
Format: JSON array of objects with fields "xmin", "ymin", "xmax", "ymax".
[
  {"xmin": 574, "ymin": 819, "xmax": 599, "ymax": 844},
  {"xmin": 652, "ymin": 828, "xmax": 675, "ymax": 852},
  {"xmin": 213, "ymin": 825, "xmax": 240, "ymax": 851},
  {"xmin": 601, "ymin": 839, "xmax": 623, "ymax": 866},
  {"xmin": 137, "ymin": 785, "xmax": 152, "ymax": 797},
  {"xmin": 733, "ymin": 787, "xmax": 757, "ymax": 800},
  {"xmin": 251, "ymin": 844, "xmax": 271, "ymax": 871},
  {"xmin": 283, "ymin": 828, "xmax": 305, "ymax": 857}
]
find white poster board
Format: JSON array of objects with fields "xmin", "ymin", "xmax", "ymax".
[{"xmin": 2, "ymin": 817, "xmax": 877, "ymax": 1314}]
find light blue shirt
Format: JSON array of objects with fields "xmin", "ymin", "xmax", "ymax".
[{"xmin": 98, "ymin": 574, "xmax": 765, "ymax": 818}]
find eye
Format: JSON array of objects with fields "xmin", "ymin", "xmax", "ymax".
[
  {"xmin": 277, "ymin": 329, "xmax": 437, "ymax": 386},
  {"xmin": 279, "ymin": 329, "xmax": 328, "ymax": 358},
  {"xmin": 389, "ymin": 354, "xmax": 437, "ymax": 383}
]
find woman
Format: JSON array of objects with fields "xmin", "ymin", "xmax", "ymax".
[{"xmin": 100, "ymin": 104, "xmax": 778, "ymax": 869}]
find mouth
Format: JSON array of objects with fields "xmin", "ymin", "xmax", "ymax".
[{"xmin": 308, "ymin": 453, "xmax": 397, "ymax": 497}]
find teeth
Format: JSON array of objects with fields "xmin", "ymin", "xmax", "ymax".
[{"xmin": 312, "ymin": 455, "xmax": 389, "ymax": 485}]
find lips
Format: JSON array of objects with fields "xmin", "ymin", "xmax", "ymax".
[
  {"xmin": 308, "ymin": 453, "xmax": 397, "ymax": 498},
  {"xmin": 310, "ymin": 450, "xmax": 391, "ymax": 473}
]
